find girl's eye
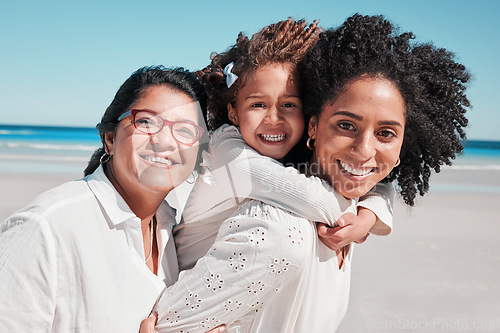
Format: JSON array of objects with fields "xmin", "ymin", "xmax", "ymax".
[
  {"xmin": 281, "ymin": 102, "xmax": 296, "ymax": 108},
  {"xmin": 251, "ymin": 103, "xmax": 266, "ymax": 108}
]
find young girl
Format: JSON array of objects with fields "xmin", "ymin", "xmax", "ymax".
[
  {"xmin": 144, "ymin": 19, "xmax": 406, "ymax": 332},
  {"xmin": 174, "ymin": 19, "xmax": 395, "ymax": 273}
]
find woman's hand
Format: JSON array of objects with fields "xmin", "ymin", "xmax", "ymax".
[
  {"xmin": 318, "ymin": 208, "xmax": 375, "ymax": 251},
  {"xmin": 139, "ymin": 312, "xmax": 225, "ymax": 333}
]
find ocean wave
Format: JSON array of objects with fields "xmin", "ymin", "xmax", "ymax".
[
  {"xmin": 0, "ymin": 154, "xmax": 89, "ymax": 162},
  {"xmin": 0, "ymin": 130, "xmax": 36, "ymax": 136},
  {"xmin": 1, "ymin": 141, "xmax": 98, "ymax": 151}
]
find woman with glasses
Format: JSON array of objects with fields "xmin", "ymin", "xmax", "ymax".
[{"xmin": 0, "ymin": 66, "xmax": 222, "ymax": 332}]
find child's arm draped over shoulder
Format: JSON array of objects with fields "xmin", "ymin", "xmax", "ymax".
[
  {"xmin": 177, "ymin": 126, "xmax": 394, "ymax": 270},
  {"xmin": 183, "ymin": 125, "xmax": 393, "ymax": 231}
]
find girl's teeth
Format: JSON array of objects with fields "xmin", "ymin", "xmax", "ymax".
[
  {"xmin": 339, "ymin": 161, "xmax": 373, "ymax": 176},
  {"xmin": 143, "ymin": 156, "xmax": 173, "ymax": 165},
  {"xmin": 260, "ymin": 134, "xmax": 286, "ymax": 142}
]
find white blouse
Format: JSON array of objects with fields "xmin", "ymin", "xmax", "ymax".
[
  {"xmin": 176, "ymin": 125, "xmax": 394, "ymax": 271},
  {"xmin": 156, "ymin": 200, "xmax": 355, "ymax": 332},
  {"xmin": 0, "ymin": 166, "xmax": 178, "ymax": 333}
]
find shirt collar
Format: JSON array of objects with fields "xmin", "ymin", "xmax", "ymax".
[
  {"xmin": 86, "ymin": 165, "xmax": 137, "ymax": 227},
  {"xmin": 86, "ymin": 165, "xmax": 177, "ymax": 229}
]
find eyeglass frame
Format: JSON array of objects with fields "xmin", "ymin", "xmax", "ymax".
[{"xmin": 117, "ymin": 109, "xmax": 204, "ymax": 146}]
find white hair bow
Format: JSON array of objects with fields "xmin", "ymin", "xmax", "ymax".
[{"xmin": 223, "ymin": 62, "xmax": 238, "ymax": 88}]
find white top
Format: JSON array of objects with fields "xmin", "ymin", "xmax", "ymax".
[
  {"xmin": 0, "ymin": 166, "xmax": 179, "ymax": 333},
  {"xmin": 156, "ymin": 200, "xmax": 355, "ymax": 332},
  {"xmin": 176, "ymin": 124, "xmax": 394, "ymax": 270}
]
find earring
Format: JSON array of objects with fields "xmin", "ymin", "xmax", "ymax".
[
  {"xmin": 185, "ymin": 171, "xmax": 196, "ymax": 184},
  {"xmin": 100, "ymin": 151, "xmax": 111, "ymax": 164},
  {"xmin": 306, "ymin": 138, "xmax": 316, "ymax": 150}
]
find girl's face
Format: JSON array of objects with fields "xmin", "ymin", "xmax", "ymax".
[
  {"xmin": 228, "ymin": 63, "xmax": 304, "ymax": 160},
  {"xmin": 308, "ymin": 76, "xmax": 405, "ymax": 199},
  {"xmin": 105, "ymin": 85, "xmax": 201, "ymax": 200}
]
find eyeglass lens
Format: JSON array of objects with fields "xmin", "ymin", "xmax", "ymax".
[{"xmin": 133, "ymin": 111, "xmax": 200, "ymax": 144}]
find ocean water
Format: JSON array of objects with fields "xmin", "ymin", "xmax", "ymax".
[
  {"xmin": 0, "ymin": 124, "xmax": 101, "ymax": 174},
  {"xmin": 1, "ymin": 124, "xmax": 500, "ymax": 184}
]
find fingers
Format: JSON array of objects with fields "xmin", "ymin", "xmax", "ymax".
[
  {"xmin": 336, "ymin": 212, "xmax": 357, "ymax": 227},
  {"xmin": 317, "ymin": 223, "xmax": 342, "ymax": 238},
  {"xmin": 317, "ymin": 222, "xmax": 371, "ymax": 251},
  {"xmin": 318, "ymin": 223, "xmax": 345, "ymax": 251},
  {"xmin": 206, "ymin": 324, "xmax": 226, "ymax": 332}
]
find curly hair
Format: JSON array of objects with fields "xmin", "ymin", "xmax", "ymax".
[
  {"xmin": 84, "ymin": 66, "xmax": 207, "ymax": 176},
  {"xmin": 196, "ymin": 18, "xmax": 320, "ymax": 130},
  {"xmin": 300, "ymin": 14, "xmax": 470, "ymax": 206}
]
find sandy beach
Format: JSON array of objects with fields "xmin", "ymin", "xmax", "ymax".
[{"xmin": 1, "ymin": 167, "xmax": 499, "ymax": 332}]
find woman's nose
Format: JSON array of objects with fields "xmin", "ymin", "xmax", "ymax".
[
  {"xmin": 352, "ymin": 132, "xmax": 376, "ymax": 160},
  {"xmin": 148, "ymin": 127, "xmax": 176, "ymax": 150}
]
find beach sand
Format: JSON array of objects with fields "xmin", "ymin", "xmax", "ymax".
[
  {"xmin": 338, "ymin": 168, "xmax": 500, "ymax": 333},
  {"xmin": 1, "ymin": 168, "xmax": 499, "ymax": 332}
]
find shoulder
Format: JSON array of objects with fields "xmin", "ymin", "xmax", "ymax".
[
  {"xmin": 1, "ymin": 178, "xmax": 93, "ymax": 235},
  {"xmin": 210, "ymin": 124, "xmax": 242, "ymax": 144},
  {"xmin": 10, "ymin": 178, "xmax": 89, "ymax": 216}
]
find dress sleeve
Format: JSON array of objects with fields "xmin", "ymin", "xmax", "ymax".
[
  {"xmin": 188, "ymin": 125, "xmax": 352, "ymax": 227},
  {"xmin": 155, "ymin": 204, "xmax": 314, "ymax": 332},
  {"xmin": 357, "ymin": 182, "xmax": 395, "ymax": 236},
  {"xmin": 0, "ymin": 213, "xmax": 57, "ymax": 331}
]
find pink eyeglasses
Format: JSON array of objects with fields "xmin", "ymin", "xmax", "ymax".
[{"xmin": 118, "ymin": 109, "xmax": 204, "ymax": 146}]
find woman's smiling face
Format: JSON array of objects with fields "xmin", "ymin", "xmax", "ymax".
[
  {"xmin": 105, "ymin": 85, "xmax": 201, "ymax": 198},
  {"xmin": 308, "ymin": 76, "xmax": 406, "ymax": 199}
]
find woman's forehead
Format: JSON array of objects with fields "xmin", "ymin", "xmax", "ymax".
[{"xmin": 134, "ymin": 86, "xmax": 201, "ymax": 121}]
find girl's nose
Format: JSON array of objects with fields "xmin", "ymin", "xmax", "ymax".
[{"xmin": 265, "ymin": 107, "xmax": 282, "ymax": 124}]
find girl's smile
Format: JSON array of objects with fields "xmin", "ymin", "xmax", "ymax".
[{"xmin": 228, "ymin": 63, "xmax": 304, "ymax": 160}]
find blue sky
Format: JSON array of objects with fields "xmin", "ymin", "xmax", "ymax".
[{"xmin": 1, "ymin": 0, "xmax": 499, "ymax": 141}]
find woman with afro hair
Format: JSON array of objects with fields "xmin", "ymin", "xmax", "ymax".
[{"xmin": 300, "ymin": 14, "xmax": 469, "ymax": 207}]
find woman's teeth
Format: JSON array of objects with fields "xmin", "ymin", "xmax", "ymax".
[
  {"xmin": 142, "ymin": 155, "xmax": 174, "ymax": 166},
  {"xmin": 260, "ymin": 134, "xmax": 286, "ymax": 142},
  {"xmin": 339, "ymin": 160, "xmax": 374, "ymax": 176}
]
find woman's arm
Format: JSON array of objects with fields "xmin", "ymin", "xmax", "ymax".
[{"xmin": 0, "ymin": 214, "xmax": 57, "ymax": 331}]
